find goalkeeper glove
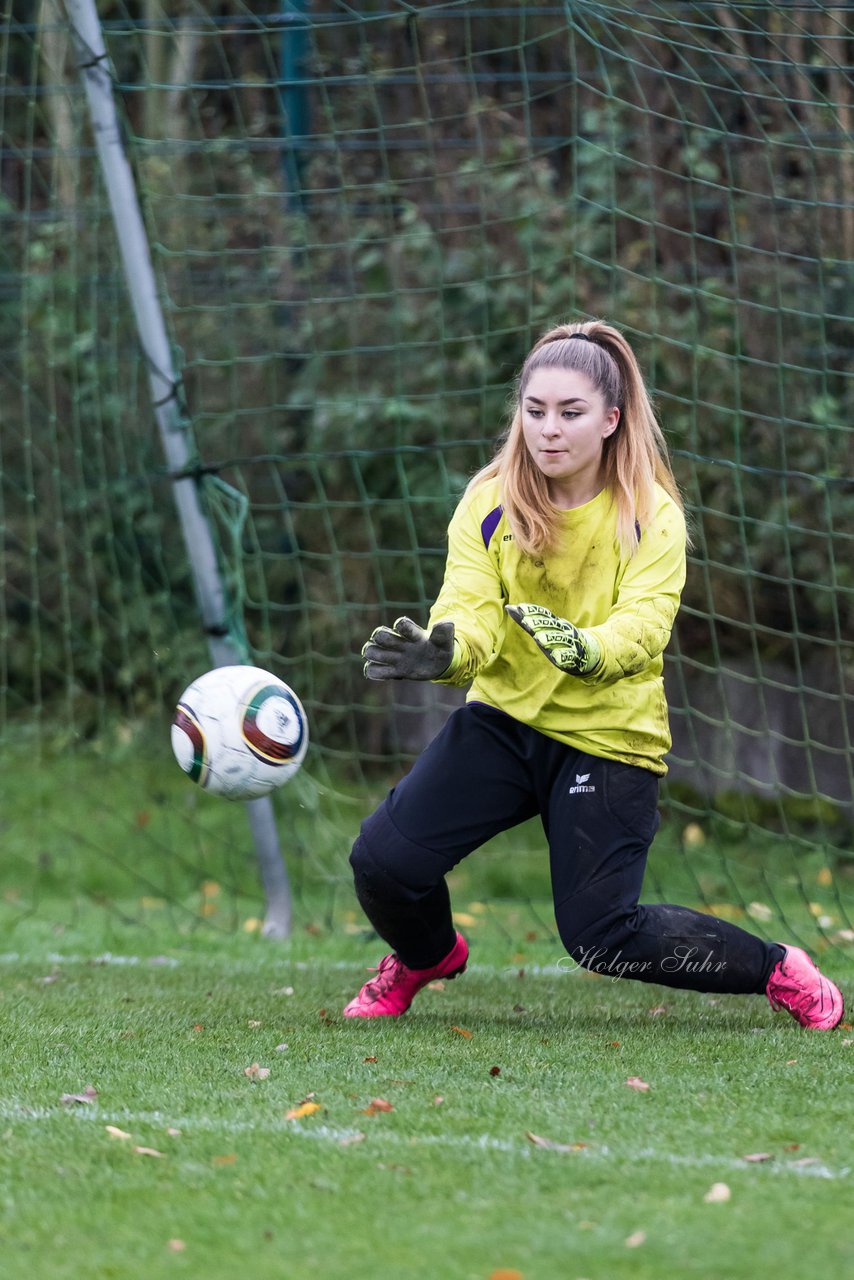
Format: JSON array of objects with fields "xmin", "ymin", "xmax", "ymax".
[
  {"xmin": 505, "ymin": 603, "xmax": 601, "ymax": 676},
  {"xmin": 361, "ymin": 617, "xmax": 457, "ymax": 681}
]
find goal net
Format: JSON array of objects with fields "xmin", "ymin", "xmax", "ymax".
[{"xmin": 2, "ymin": 1, "xmax": 852, "ymax": 950}]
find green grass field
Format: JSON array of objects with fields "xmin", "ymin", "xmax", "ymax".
[{"xmin": 2, "ymin": 734, "xmax": 853, "ymax": 1279}]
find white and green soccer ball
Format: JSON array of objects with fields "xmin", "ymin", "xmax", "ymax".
[{"xmin": 171, "ymin": 665, "xmax": 308, "ymax": 800}]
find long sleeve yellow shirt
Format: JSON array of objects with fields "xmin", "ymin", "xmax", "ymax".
[{"xmin": 427, "ymin": 478, "xmax": 687, "ymax": 773}]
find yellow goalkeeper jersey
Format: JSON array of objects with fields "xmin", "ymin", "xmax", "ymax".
[{"xmin": 428, "ymin": 478, "xmax": 687, "ymax": 774}]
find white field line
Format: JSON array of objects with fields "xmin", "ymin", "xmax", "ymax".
[
  {"xmin": 0, "ymin": 951, "xmax": 578, "ymax": 977},
  {"xmin": 0, "ymin": 952, "xmax": 177, "ymax": 969},
  {"xmin": 0, "ymin": 1103, "xmax": 847, "ymax": 1180}
]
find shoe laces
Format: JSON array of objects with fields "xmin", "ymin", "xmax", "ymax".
[
  {"xmin": 361, "ymin": 952, "xmax": 406, "ymax": 1002},
  {"xmin": 770, "ymin": 966, "xmax": 823, "ymax": 1017}
]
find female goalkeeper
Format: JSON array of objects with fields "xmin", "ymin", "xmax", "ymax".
[{"xmin": 343, "ymin": 321, "xmax": 843, "ymax": 1030}]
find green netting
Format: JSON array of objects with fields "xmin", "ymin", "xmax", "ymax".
[{"xmin": 1, "ymin": 1, "xmax": 852, "ymax": 950}]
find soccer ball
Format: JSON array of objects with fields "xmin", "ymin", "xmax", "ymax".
[{"xmin": 171, "ymin": 665, "xmax": 308, "ymax": 800}]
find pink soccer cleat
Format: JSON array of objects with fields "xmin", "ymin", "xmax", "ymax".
[
  {"xmin": 765, "ymin": 945, "xmax": 844, "ymax": 1030},
  {"xmin": 343, "ymin": 931, "xmax": 469, "ymax": 1018}
]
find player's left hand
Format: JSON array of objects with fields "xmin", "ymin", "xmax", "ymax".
[{"xmin": 505, "ymin": 603, "xmax": 601, "ymax": 676}]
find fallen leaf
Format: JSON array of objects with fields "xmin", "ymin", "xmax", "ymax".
[
  {"xmin": 433, "ymin": 1095, "xmax": 444, "ymax": 1105},
  {"xmin": 783, "ymin": 1143, "xmax": 801, "ymax": 1152},
  {"xmin": 489, "ymin": 1066, "xmax": 502, "ymax": 1076},
  {"xmin": 243, "ymin": 918, "xmax": 262, "ymax": 933},
  {"xmin": 682, "ymin": 822, "xmax": 705, "ymax": 847},
  {"xmin": 489, "ymin": 1271, "xmax": 524, "ymax": 1280},
  {"xmin": 703, "ymin": 1182, "xmax": 731, "ymax": 1202},
  {"xmin": 60, "ymin": 1085, "xmax": 98, "ymax": 1106},
  {"xmin": 747, "ymin": 901, "xmax": 773, "ymax": 922},
  {"xmin": 743, "ymin": 1152, "xmax": 774, "ymax": 1163},
  {"xmin": 275, "ymin": 1043, "xmax": 289, "ymax": 1052},
  {"xmin": 192, "ymin": 1023, "xmax": 204, "ymax": 1032},
  {"xmin": 706, "ymin": 903, "xmax": 744, "ymax": 921},
  {"xmin": 610, "ymin": 1041, "xmax": 621, "ymax": 1048},
  {"xmin": 247, "ymin": 1020, "xmax": 262, "ymax": 1029},
  {"xmin": 625, "ymin": 1076, "xmax": 650, "ymax": 1092},
  {"xmin": 243, "ymin": 1063, "xmax": 270, "ymax": 1080},
  {"xmin": 426, "ymin": 981, "xmax": 446, "ymax": 992},
  {"xmin": 212, "ymin": 1154, "xmax": 237, "ymax": 1166},
  {"xmin": 364, "ymin": 1055, "xmax": 377, "ymax": 1064},
  {"xmin": 339, "ymin": 1132, "xmax": 366, "ymax": 1147},
  {"xmin": 817, "ymin": 867, "xmax": 833, "ymax": 887},
  {"xmin": 285, "ymin": 1101, "xmax": 322, "ymax": 1120},
  {"xmin": 526, "ymin": 1132, "xmax": 587, "ymax": 1153},
  {"xmin": 450, "ymin": 1025, "xmax": 473, "ymax": 1039},
  {"xmin": 166, "ymin": 1127, "xmax": 181, "ymax": 1137},
  {"xmin": 105, "ymin": 1125, "xmax": 132, "ymax": 1141},
  {"xmin": 167, "ymin": 1239, "xmax": 186, "ymax": 1253},
  {"xmin": 648, "ymin": 1005, "xmax": 667, "ymax": 1017},
  {"xmin": 452, "ymin": 912, "xmax": 477, "ymax": 927},
  {"xmin": 132, "ymin": 1146, "xmax": 164, "ymax": 1158},
  {"xmin": 625, "ymin": 1230, "xmax": 646, "ymax": 1247},
  {"xmin": 790, "ymin": 1157, "xmax": 820, "ymax": 1167},
  {"xmin": 361, "ymin": 1098, "xmax": 394, "ymax": 1115}
]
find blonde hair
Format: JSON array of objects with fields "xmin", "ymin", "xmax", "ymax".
[{"xmin": 468, "ymin": 321, "xmax": 685, "ymax": 558}]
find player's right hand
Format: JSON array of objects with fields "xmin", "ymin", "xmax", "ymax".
[{"xmin": 361, "ymin": 617, "xmax": 456, "ymax": 681}]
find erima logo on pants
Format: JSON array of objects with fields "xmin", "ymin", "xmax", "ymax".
[{"xmin": 569, "ymin": 773, "xmax": 596, "ymax": 795}]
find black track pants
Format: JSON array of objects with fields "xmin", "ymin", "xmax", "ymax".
[{"xmin": 350, "ymin": 703, "xmax": 782, "ymax": 994}]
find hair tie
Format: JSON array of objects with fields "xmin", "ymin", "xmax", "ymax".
[{"xmin": 568, "ymin": 332, "xmax": 593, "ymax": 342}]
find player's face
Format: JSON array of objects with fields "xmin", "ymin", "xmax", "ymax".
[{"xmin": 521, "ymin": 366, "xmax": 620, "ymax": 504}]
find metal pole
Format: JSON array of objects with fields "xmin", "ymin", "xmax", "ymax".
[
  {"xmin": 64, "ymin": 0, "xmax": 292, "ymax": 939},
  {"xmin": 279, "ymin": 0, "xmax": 310, "ymax": 213}
]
